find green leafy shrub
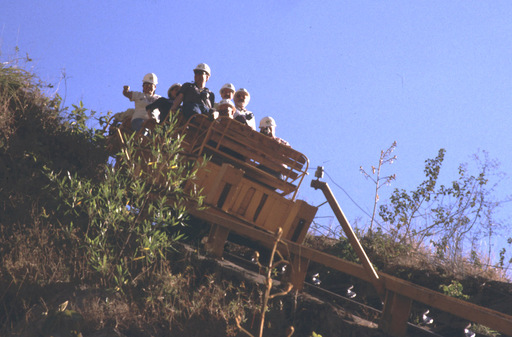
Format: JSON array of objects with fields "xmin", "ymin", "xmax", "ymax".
[
  {"xmin": 0, "ymin": 62, "xmax": 218, "ymax": 335},
  {"xmin": 378, "ymin": 149, "xmax": 507, "ymax": 276},
  {"xmin": 0, "ymin": 62, "xmax": 109, "ymax": 229},
  {"xmin": 46, "ymin": 119, "xmax": 205, "ymax": 289},
  {"xmin": 439, "ymin": 280, "xmax": 469, "ymax": 300}
]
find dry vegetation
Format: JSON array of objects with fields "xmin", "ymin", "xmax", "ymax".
[
  {"xmin": 0, "ymin": 62, "xmax": 253, "ymax": 337},
  {"xmin": 1, "ymin": 61, "xmax": 511, "ymax": 337}
]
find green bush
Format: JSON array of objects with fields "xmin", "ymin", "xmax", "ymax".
[
  {"xmin": 0, "ymin": 62, "xmax": 216, "ymax": 334},
  {"xmin": 439, "ymin": 280, "xmax": 469, "ymax": 300},
  {"xmin": 46, "ymin": 119, "xmax": 205, "ymax": 289}
]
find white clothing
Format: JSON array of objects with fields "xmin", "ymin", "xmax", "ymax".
[
  {"xmin": 234, "ymin": 108, "xmax": 256, "ymax": 130},
  {"xmin": 130, "ymin": 91, "xmax": 161, "ymax": 122}
]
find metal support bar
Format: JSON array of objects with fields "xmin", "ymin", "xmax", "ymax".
[{"xmin": 311, "ymin": 179, "xmax": 385, "ymax": 298}]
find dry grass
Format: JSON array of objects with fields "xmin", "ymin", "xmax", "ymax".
[
  {"xmin": 0, "ymin": 62, "xmax": 256, "ymax": 337},
  {"xmin": 0, "ymin": 217, "xmax": 257, "ymax": 336},
  {"xmin": 304, "ymin": 230, "xmax": 509, "ymax": 283}
]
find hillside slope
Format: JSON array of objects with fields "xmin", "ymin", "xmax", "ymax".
[{"xmin": 1, "ymin": 63, "xmax": 510, "ymax": 337}]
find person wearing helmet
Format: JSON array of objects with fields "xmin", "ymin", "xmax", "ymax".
[
  {"xmin": 123, "ymin": 73, "xmax": 161, "ymax": 131},
  {"xmin": 215, "ymin": 98, "xmax": 245, "ymax": 161},
  {"xmin": 216, "ymin": 99, "xmax": 236, "ymax": 118},
  {"xmin": 170, "ymin": 63, "xmax": 215, "ymax": 120},
  {"xmin": 219, "ymin": 83, "xmax": 236, "ymax": 100},
  {"xmin": 257, "ymin": 116, "xmax": 290, "ymax": 181},
  {"xmin": 233, "ymin": 88, "xmax": 256, "ymax": 130},
  {"xmin": 213, "ymin": 83, "xmax": 236, "ymax": 110},
  {"xmin": 259, "ymin": 116, "xmax": 290, "ymax": 146},
  {"xmin": 145, "ymin": 83, "xmax": 182, "ymax": 125}
]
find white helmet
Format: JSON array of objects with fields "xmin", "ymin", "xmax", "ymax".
[
  {"xmin": 259, "ymin": 116, "xmax": 276, "ymax": 128},
  {"xmin": 217, "ymin": 99, "xmax": 235, "ymax": 110},
  {"xmin": 142, "ymin": 73, "xmax": 158, "ymax": 85},
  {"xmin": 235, "ymin": 88, "xmax": 250, "ymax": 98},
  {"xmin": 194, "ymin": 63, "xmax": 211, "ymax": 76},
  {"xmin": 220, "ymin": 83, "xmax": 236, "ymax": 94}
]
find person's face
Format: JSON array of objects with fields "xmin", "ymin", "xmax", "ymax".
[
  {"xmin": 143, "ymin": 82, "xmax": 156, "ymax": 95},
  {"xmin": 170, "ymin": 86, "xmax": 181, "ymax": 99},
  {"xmin": 220, "ymin": 89, "xmax": 234, "ymax": 100},
  {"xmin": 234, "ymin": 92, "xmax": 249, "ymax": 108},
  {"xmin": 218, "ymin": 104, "xmax": 235, "ymax": 118},
  {"xmin": 194, "ymin": 70, "xmax": 209, "ymax": 88},
  {"xmin": 260, "ymin": 126, "xmax": 274, "ymax": 137}
]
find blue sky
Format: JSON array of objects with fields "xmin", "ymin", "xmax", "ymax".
[{"xmin": 2, "ymin": 1, "xmax": 511, "ymax": 265}]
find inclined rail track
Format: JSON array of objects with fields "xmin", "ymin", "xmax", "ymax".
[
  {"xmin": 193, "ymin": 206, "xmax": 512, "ymax": 337},
  {"xmin": 223, "ymin": 250, "xmax": 445, "ymax": 337}
]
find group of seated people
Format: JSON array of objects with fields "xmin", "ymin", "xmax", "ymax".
[{"xmin": 117, "ymin": 63, "xmax": 289, "ymax": 147}]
